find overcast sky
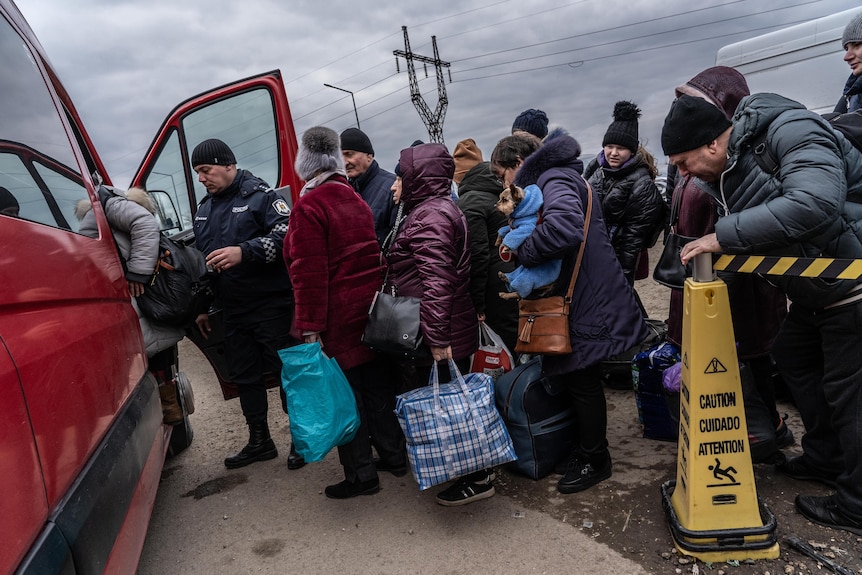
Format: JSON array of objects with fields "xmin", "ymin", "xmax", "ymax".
[{"xmin": 17, "ymin": 0, "xmax": 862, "ymax": 186}]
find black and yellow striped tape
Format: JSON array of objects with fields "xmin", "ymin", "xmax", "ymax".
[{"xmin": 714, "ymin": 255, "xmax": 862, "ymax": 280}]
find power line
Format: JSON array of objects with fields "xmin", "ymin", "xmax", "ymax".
[
  {"xmin": 454, "ymin": 17, "xmax": 817, "ymax": 82},
  {"xmin": 453, "ymin": 0, "xmax": 820, "ymax": 75}
]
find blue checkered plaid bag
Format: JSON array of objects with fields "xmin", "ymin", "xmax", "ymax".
[{"xmin": 395, "ymin": 360, "xmax": 517, "ymax": 490}]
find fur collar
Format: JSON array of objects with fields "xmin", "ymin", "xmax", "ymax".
[{"xmin": 514, "ymin": 129, "xmax": 583, "ymax": 187}]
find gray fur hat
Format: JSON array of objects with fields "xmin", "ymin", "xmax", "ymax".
[
  {"xmin": 843, "ymin": 12, "xmax": 862, "ymax": 49},
  {"xmin": 295, "ymin": 126, "xmax": 344, "ymax": 180}
]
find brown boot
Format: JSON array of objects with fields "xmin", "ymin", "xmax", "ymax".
[{"xmin": 158, "ymin": 382, "xmax": 184, "ymax": 425}]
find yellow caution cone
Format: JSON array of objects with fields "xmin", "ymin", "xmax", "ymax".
[{"xmin": 661, "ymin": 258, "xmax": 779, "ymax": 561}]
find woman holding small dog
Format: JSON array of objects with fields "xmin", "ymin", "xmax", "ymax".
[{"xmin": 490, "ymin": 129, "xmax": 647, "ymax": 494}]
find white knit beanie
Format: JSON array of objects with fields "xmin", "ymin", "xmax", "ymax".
[{"xmin": 295, "ymin": 126, "xmax": 344, "ymax": 180}]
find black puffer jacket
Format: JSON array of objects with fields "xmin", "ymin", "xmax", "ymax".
[
  {"xmin": 387, "ymin": 143, "xmax": 478, "ymax": 361},
  {"xmin": 586, "ymin": 152, "xmax": 665, "ymax": 284},
  {"xmin": 457, "ymin": 161, "xmax": 518, "ymax": 352},
  {"xmin": 714, "ymin": 93, "xmax": 862, "ymax": 308}
]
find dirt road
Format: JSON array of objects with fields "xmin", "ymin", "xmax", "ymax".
[{"xmin": 139, "ymin": 243, "xmax": 862, "ymax": 575}]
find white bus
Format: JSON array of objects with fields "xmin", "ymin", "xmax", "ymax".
[{"xmin": 716, "ymin": 7, "xmax": 862, "ymax": 114}]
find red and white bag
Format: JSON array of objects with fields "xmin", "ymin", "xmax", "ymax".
[{"xmin": 470, "ymin": 322, "xmax": 515, "ymax": 381}]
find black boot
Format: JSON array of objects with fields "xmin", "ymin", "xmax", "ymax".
[
  {"xmin": 224, "ymin": 421, "xmax": 278, "ymax": 469},
  {"xmin": 557, "ymin": 450, "xmax": 612, "ymax": 494},
  {"xmin": 287, "ymin": 443, "xmax": 306, "ymax": 470}
]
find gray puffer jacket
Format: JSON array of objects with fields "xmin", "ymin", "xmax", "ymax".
[
  {"xmin": 77, "ymin": 188, "xmax": 184, "ymax": 356},
  {"xmin": 713, "ymin": 93, "xmax": 862, "ymax": 308}
]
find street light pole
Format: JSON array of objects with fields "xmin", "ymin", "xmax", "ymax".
[{"xmin": 323, "ymin": 83, "xmax": 360, "ymax": 129}]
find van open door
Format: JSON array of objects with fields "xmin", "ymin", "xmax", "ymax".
[{"xmin": 132, "ymin": 70, "xmax": 302, "ymax": 399}]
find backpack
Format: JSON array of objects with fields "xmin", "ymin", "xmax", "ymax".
[
  {"xmin": 98, "ymin": 186, "xmax": 207, "ymax": 326},
  {"xmin": 752, "ymin": 110, "xmax": 862, "ymax": 175},
  {"xmin": 136, "ymin": 233, "xmax": 207, "ymax": 326}
]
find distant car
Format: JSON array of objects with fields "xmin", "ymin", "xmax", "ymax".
[{"xmin": 0, "ymin": 1, "xmax": 301, "ymax": 572}]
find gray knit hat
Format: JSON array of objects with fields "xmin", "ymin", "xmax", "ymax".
[
  {"xmin": 295, "ymin": 126, "xmax": 344, "ymax": 180},
  {"xmin": 843, "ymin": 12, "xmax": 862, "ymax": 49},
  {"xmin": 191, "ymin": 138, "xmax": 236, "ymax": 167}
]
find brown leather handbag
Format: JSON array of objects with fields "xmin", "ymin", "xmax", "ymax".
[{"xmin": 515, "ymin": 182, "xmax": 593, "ymax": 355}]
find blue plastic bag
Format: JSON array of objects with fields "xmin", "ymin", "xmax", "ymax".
[{"xmin": 278, "ymin": 343, "xmax": 360, "ymax": 462}]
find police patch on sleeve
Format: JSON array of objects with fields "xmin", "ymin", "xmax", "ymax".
[{"xmin": 272, "ymin": 198, "xmax": 291, "ymax": 216}]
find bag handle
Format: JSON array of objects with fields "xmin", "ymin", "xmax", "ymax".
[
  {"xmin": 378, "ymin": 203, "xmax": 406, "ymax": 293},
  {"xmin": 562, "ymin": 179, "xmax": 594, "ymax": 305},
  {"xmin": 668, "ymin": 180, "xmax": 684, "ymax": 232}
]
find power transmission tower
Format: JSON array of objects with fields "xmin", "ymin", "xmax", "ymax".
[{"xmin": 393, "ymin": 26, "xmax": 451, "ymax": 143}]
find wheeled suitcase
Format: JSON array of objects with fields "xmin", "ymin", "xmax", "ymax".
[
  {"xmin": 494, "ymin": 356, "xmax": 577, "ymax": 479},
  {"xmin": 632, "ymin": 341, "xmax": 680, "ymax": 441}
]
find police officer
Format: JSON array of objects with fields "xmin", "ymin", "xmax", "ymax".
[{"xmin": 191, "ymin": 138, "xmax": 304, "ymax": 470}]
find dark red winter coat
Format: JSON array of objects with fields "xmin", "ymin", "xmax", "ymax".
[
  {"xmin": 284, "ymin": 174, "xmax": 381, "ymax": 371},
  {"xmin": 386, "ymin": 143, "xmax": 479, "ymax": 361}
]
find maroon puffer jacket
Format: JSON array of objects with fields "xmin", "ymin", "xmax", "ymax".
[{"xmin": 386, "ymin": 143, "xmax": 478, "ymax": 361}]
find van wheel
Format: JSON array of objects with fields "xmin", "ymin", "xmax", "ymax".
[{"xmin": 168, "ymin": 372, "xmax": 194, "ymax": 457}]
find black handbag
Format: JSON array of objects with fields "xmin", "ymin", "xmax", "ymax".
[
  {"xmin": 361, "ymin": 205, "xmax": 428, "ymax": 359},
  {"xmin": 653, "ymin": 188, "xmax": 696, "ymax": 289},
  {"xmin": 362, "ymin": 288, "xmax": 426, "ymax": 358}
]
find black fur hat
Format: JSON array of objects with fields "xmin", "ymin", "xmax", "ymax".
[
  {"xmin": 602, "ymin": 101, "xmax": 640, "ymax": 153},
  {"xmin": 295, "ymin": 126, "xmax": 344, "ymax": 180}
]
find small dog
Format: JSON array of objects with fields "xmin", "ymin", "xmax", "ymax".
[
  {"xmin": 494, "ymin": 183, "xmax": 561, "ymax": 300},
  {"xmin": 495, "ymin": 184, "xmax": 524, "ymax": 256}
]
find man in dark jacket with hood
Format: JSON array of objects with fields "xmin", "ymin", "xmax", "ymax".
[
  {"xmin": 191, "ymin": 138, "xmax": 304, "ymax": 471},
  {"xmin": 663, "ymin": 94, "xmax": 862, "ymax": 536},
  {"xmin": 340, "ymin": 128, "xmax": 397, "ymax": 245}
]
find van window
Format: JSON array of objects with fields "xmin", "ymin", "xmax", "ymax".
[
  {"xmin": 0, "ymin": 15, "xmax": 87, "ymax": 232},
  {"xmin": 142, "ymin": 87, "xmax": 279, "ymax": 235}
]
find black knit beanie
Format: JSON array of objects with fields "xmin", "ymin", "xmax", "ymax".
[
  {"xmin": 340, "ymin": 128, "xmax": 374, "ymax": 155},
  {"xmin": 602, "ymin": 101, "xmax": 640, "ymax": 153},
  {"xmin": 661, "ymin": 95, "xmax": 732, "ymax": 156},
  {"xmin": 191, "ymin": 138, "xmax": 236, "ymax": 167},
  {"xmin": 511, "ymin": 109, "xmax": 549, "ymax": 139}
]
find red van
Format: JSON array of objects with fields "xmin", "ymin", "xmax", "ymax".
[{"xmin": 0, "ymin": 1, "xmax": 300, "ymax": 573}]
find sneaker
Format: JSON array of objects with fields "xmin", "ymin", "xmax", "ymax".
[
  {"xmin": 774, "ymin": 415, "xmax": 795, "ymax": 449},
  {"xmin": 775, "ymin": 455, "xmax": 839, "ymax": 488},
  {"xmin": 324, "ymin": 478, "xmax": 380, "ymax": 499},
  {"xmin": 795, "ymin": 494, "xmax": 862, "ymax": 536},
  {"xmin": 436, "ymin": 470, "xmax": 495, "ymax": 507}
]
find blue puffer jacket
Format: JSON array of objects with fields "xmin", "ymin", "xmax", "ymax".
[
  {"xmin": 194, "ymin": 169, "xmax": 292, "ymax": 312},
  {"xmin": 713, "ymin": 93, "xmax": 862, "ymax": 308},
  {"xmin": 514, "ymin": 133, "xmax": 647, "ymax": 375}
]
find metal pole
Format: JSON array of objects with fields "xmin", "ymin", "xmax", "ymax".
[
  {"xmin": 692, "ymin": 252, "xmax": 715, "ymax": 283},
  {"xmin": 323, "ymin": 83, "xmax": 360, "ymax": 129}
]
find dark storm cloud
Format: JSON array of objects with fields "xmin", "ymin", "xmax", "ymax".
[{"xmin": 18, "ymin": 0, "xmax": 862, "ymax": 184}]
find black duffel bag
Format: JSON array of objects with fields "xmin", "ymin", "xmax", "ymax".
[{"xmin": 137, "ymin": 234, "xmax": 207, "ymax": 326}]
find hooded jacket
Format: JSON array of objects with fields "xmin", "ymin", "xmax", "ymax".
[
  {"xmin": 514, "ymin": 132, "xmax": 647, "ymax": 375},
  {"xmin": 586, "ymin": 152, "xmax": 665, "ymax": 283},
  {"xmin": 456, "ymin": 161, "xmax": 518, "ymax": 351},
  {"xmin": 712, "ymin": 93, "xmax": 862, "ymax": 308},
  {"xmin": 386, "ymin": 143, "xmax": 478, "ymax": 361}
]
